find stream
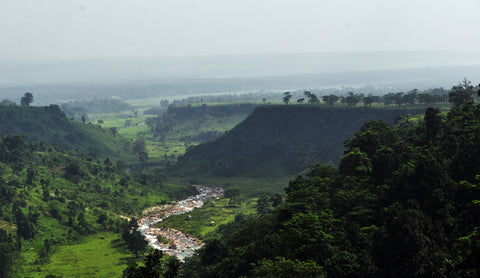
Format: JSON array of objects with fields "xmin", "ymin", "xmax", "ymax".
[{"xmin": 137, "ymin": 185, "xmax": 224, "ymax": 261}]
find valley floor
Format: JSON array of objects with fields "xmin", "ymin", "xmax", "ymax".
[{"xmin": 138, "ymin": 185, "xmax": 224, "ymax": 260}]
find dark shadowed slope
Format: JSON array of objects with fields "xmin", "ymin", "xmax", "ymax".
[{"xmin": 173, "ymin": 105, "xmax": 426, "ymax": 177}]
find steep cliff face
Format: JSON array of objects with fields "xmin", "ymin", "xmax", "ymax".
[{"xmin": 173, "ymin": 105, "xmax": 426, "ymax": 177}]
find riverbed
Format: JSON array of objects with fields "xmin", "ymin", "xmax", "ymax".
[{"xmin": 137, "ymin": 185, "xmax": 224, "ymax": 260}]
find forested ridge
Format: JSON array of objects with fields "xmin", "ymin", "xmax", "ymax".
[
  {"xmin": 173, "ymin": 105, "xmax": 427, "ymax": 177},
  {"xmin": 182, "ymin": 102, "xmax": 480, "ymax": 277},
  {"xmin": 0, "ymin": 104, "xmax": 134, "ymax": 161}
]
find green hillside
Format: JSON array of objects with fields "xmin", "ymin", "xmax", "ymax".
[
  {"xmin": 173, "ymin": 105, "xmax": 427, "ymax": 177},
  {"xmin": 0, "ymin": 133, "xmax": 195, "ymax": 277},
  {"xmin": 0, "ymin": 105, "xmax": 135, "ymax": 162}
]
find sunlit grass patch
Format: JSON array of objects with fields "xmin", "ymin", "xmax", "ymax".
[
  {"xmin": 0, "ymin": 219, "xmax": 16, "ymax": 232},
  {"xmin": 157, "ymin": 197, "xmax": 257, "ymax": 239},
  {"xmin": 169, "ymin": 176, "xmax": 291, "ymax": 196},
  {"xmin": 22, "ymin": 232, "xmax": 133, "ymax": 278}
]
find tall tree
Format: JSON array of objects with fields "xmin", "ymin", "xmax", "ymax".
[
  {"xmin": 305, "ymin": 91, "xmax": 319, "ymax": 104},
  {"xmin": 404, "ymin": 89, "xmax": 418, "ymax": 106},
  {"xmin": 133, "ymin": 137, "xmax": 148, "ymax": 162},
  {"xmin": 448, "ymin": 78, "xmax": 476, "ymax": 107},
  {"xmin": 123, "ymin": 218, "xmax": 148, "ymax": 258},
  {"xmin": 322, "ymin": 95, "xmax": 340, "ymax": 105},
  {"xmin": 256, "ymin": 194, "xmax": 271, "ymax": 215},
  {"xmin": 345, "ymin": 92, "xmax": 362, "ymax": 106},
  {"xmin": 282, "ymin": 92, "xmax": 292, "ymax": 105},
  {"xmin": 393, "ymin": 92, "xmax": 405, "ymax": 106},
  {"xmin": 20, "ymin": 92, "xmax": 33, "ymax": 106},
  {"xmin": 0, "ymin": 230, "xmax": 19, "ymax": 278},
  {"xmin": 363, "ymin": 94, "xmax": 381, "ymax": 107},
  {"xmin": 424, "ymin": 107, "xmax": 442, "ymax": 141},
  {"xmin": 14, "ymin": 204, "xmax": 35, "ymax": 239}
]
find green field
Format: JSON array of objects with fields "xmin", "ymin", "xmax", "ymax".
[
  {"xmin": 157, "ymin": 197, "xmax": 257, "ymax": 239},
  {"xmin": 169, "ymin": 176, "xmax": 292, "ymax": 196},
  {"xmin": 88, "ymin": 103, "xmax": 255, "ymax": 166},
  {"xmin": 22, "ymin": 232, "xmax": 134, "ymax": 278}
]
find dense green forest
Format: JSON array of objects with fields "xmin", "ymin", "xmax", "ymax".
[
  {"xmin": 180, "ymin": 101, "xmax": 480, "ymax": 277},
  {"xmin": 1, "ymin": 80, "xmax": 480, "ymax": 277},
  {"xmin": 173, "ymin": 105, "xmax": 427, "ymax": 177}
]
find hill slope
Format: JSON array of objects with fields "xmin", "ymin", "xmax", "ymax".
[
  {"xmin": 0, "ymin": 105, "xmax": 134, "ymax": 161},
  {"xmin": 173, "ymin": 105, "xmax": 427, "ymax": 177},
  {"xmin": 0, "ymin": 133, "xmax": 196, "ymax": 277},
  {"xmin": 148, "ymin": 103, "xmax": 257, "ymax": 143}
]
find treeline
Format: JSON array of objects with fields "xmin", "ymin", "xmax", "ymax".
[
  {"xmin": 283, "ymin": 79, "xmax": 479, "ymax": 107},
  {"xmin": 283, "ymin": 87, "xmax": 450, "ymax": 107},
  {"xmin": 167, "ymin": 92, "xmax": 278, "ymax": 106},
  {"xmin": 181, "ymin": 100, "xmax": 480, "ymax": 277}
]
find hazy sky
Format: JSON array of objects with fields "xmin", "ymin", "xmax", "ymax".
[{"xmin": 1, "ymin": 0, "xmax": 480, "ymax": 61}]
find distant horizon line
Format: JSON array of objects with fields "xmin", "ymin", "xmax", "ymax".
[
  {"xmin": 1, "ymin": 64, "xmax": 479, "ymax": 87},
  {"xmin": 2, "ymin": 50, "xmax": 480, "ymax": 63}
]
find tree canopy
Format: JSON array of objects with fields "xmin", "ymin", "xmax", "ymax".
[
  {"xmin": 448, "ymin": 78, "xmax": 477, "ymax": 107},
  {"xmin": 20, "ymin": 92, "xmax": 33, "ymax": 106}
]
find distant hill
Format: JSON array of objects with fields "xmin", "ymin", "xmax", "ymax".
[
  {"xmin": 60, "ymin": 97, "xmax": 133, "ymax": 119},
  {"xmin": 0, "ymin": 104, "xmax": 134, "ymax": 161},
  {"xmin": 173, "ymin": 105, "xmax": 427, "ymax": 177}
]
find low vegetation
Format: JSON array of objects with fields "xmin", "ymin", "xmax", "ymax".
[
  {"xmin": 157, "ymin": 197, "xmax": 257, "ymax": 240},
  {"xmin": 22, "ymin": 232, "xmax": 132, "ymax": 277}
]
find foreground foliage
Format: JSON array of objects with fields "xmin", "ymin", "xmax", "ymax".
[{"xmin": 184, "ymin": 103, "xmax": 480, "ymax": 277}]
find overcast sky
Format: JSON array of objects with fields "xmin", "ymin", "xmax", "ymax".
[{"xmin": 1, "ymin": 0, "xmax": 479, "ymax": 61}]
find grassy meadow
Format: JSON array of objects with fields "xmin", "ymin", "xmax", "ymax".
[
  {"xmin": 169, "ymin": 176, "xmax": 292, "ymax": 196},
  {"xmin": 156, "ymin": 197, "xmax": 258, "ymax": 240},
  {"xmin": 22, "ymin": 232, "xmax": 134, "ymax": 278},
  {"xmin": 90, "ymin": 102, "xmax": 253, "ymax": 165}
]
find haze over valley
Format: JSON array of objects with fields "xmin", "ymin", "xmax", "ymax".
[
  {"xmin": 2, "ymin": 1, "xmax": 480, "ymax": 277},
  {"xmin": 1, "ymin": 52, "xmax": 480, "ymax": 105}
]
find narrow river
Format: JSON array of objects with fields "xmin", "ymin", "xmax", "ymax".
[{"xmin": 137, "ymin": 185, "xmax": 224, "ymax": 261}]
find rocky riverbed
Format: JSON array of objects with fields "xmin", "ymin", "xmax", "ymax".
[{"xmin": 137, "ymin": 185, "xmax": 224, "ymax": 260}]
